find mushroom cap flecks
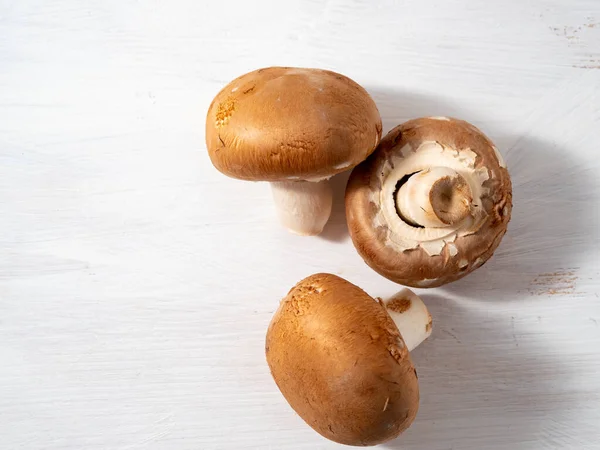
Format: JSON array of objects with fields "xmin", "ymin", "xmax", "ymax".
[
  {"xmin": 206, "ymin": 67, "xmax": 382, "ymax": 182},
  {"xmin": 345, "ymin": 117, "xmax": 512, "ymax": 288},
  {"xmin": 266, "ymin": 273, "xmax": 419, "ymax": 446}
]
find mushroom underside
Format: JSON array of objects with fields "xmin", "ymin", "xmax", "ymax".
[{"xmin": 346, "ymin": 118, "xmax": 512, "ymax": 287}]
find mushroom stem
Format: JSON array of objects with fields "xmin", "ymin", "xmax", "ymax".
[
  {"xmin": 395, "ymin": 167, "xmax": 472, "ymax": 228},
  {"xmin": 270, "ymin": 180, "xmax": 333, "ymax": 236},
  {"xmin": 383, "ymin": 289, "xmax": 432, "ymax": 352}
]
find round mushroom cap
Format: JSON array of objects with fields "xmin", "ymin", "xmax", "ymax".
[
  {"xmin": 205, "ymin": 67, "xmax": 382, "ymax": 182},
  {"xmin": 346, "ymin": 117, "xmax": 512, "ymax": 288},
  {"xmin": 266, "ymin": 273, "xmax": 419, "ymax": 446}
]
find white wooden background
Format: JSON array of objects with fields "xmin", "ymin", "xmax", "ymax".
[{"xmin": 1, "ymin": 1, "xmax": 600, "ymax": 449}]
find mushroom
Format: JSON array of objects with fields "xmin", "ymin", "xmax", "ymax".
[
  {"xmin": 345, "ymin": 117, "xmax": 512, "ymax": 287},
  {"xmin": 205, "ymin": 67, "xmax": 382, "ymax": 235},
  {"xmin": 265, "ymin": 273, "xmax": 432, "ymax": 446}
]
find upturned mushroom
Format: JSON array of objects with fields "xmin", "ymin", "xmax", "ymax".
[
  {"xmin": 346, "ymin": 117, "xmax": 512, "ymax": 287},
  {"xmin": 266, "ymin": 273, "xmax": 432, "ymax": 446},
  {"xmin": 205, "ymin": 67, "xmax": 382, "ymax": 235}
]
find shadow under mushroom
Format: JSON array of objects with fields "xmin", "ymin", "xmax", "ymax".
[
  {"xmin": 318, "ymin": 170, "xmax": 352, "ymax": 243},
  {"xmin": 383, "ymin": 293, "xmax": 584, "ymax": 450}
]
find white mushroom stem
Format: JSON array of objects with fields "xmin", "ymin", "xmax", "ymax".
[
  {"xmin": 395, "ymin": 167, "xmax": 473, "ymax": 228},
  {"xmin": 270, "ymin": 180, "xmax": 333, "ymax": 236},
  {"xmin": 383, "ymin": 289, "xmax": 432, "ymax": 352}
]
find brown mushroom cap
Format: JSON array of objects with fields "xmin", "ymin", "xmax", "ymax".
[
  {"xmin": 205, "ymin": 67, "xmax": 382, "ymax": 182},
  {"xmin": 266, "ymin": 273, "xmax": 419, "ymax": 446},
  {"xmin": 346, "ymin": 117, "xmax": 512, "ymax": 288}
]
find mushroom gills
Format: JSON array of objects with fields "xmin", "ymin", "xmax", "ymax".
[{"xmin": 382, "ymin": 289, "xmax": 432, "ymax": 351}]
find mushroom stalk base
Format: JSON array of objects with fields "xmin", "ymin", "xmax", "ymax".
[
  {"xmin": 383, "ymin": 289, "xmax": 432, "ymax": 352},
  {"xmin": 270, "ymin": 180, "xmax": 333, "ymax": 236}
]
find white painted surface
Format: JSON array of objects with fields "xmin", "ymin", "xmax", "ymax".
[{"xmin": 1, "ymin": 1, "xmax": 600, "ymax": 449}]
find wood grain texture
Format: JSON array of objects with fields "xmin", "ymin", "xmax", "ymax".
[{"xmin": 1, "ymin": 0, "xmax": 599, "ymax": 449}]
